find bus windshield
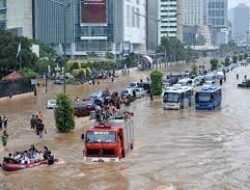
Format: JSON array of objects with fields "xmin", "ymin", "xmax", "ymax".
[
  {"xmin": 86, "ymin": 131, "xmax": 116, "ymax": 143},
  {"xmin": 196, "ymin": 93, "xmax": 212, "ymax": 102},
  {"xmin": 163, "ymin": 93, "xmax": 180, "ymax": 103}
]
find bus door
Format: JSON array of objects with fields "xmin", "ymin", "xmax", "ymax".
[{"xmin": 183, "ymin": 91, "xmax": 191, "ymax": 108}]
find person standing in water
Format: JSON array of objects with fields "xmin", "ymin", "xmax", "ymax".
[
  {"xmin": 1, "ymin": 130, "xmax": 9, "ymax": 147},
  {"xmin": 3, "ymin": 116, "xmax": 8, "ymax": 129}
]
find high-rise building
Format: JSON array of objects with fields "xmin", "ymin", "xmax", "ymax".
[
  {"xmin": 6, "ymin": 0, "xmax": 33, "ymax": 38},
  {"xmin": 146, "ymin": 0, "xmax": 159, "ymax": 51},
  {"xmin": 232, "ymin": 4, "xmax": 250, "ymax": 46},
  {"xmin": 146, "ymin": 0, "xmax": 183, "ymax": 51},
  {"xmin": 204, "ymin": 0, "xmax": 228, "ymax": 45},
  {"xmin": 183, "ymin": 0, "xmax": 203, "ymax": 26},
  {"xmin": 0, "ymin": 0, "xmax": 6, "ymax": 29},
  {"xmin": 158, "ymin": 0, "xmax": 183, "ymax": 42},
  {"xmin": 33, "ymin": 0, "xmax": 146, "ymax": 56}
]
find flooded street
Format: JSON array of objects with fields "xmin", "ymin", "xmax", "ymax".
[{"xmin": 1, "ymin": 63, "xmax": 250, "ymax": 190}]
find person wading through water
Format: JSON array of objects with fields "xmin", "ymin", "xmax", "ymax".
[
  {"xmin": 35, "ymin": 118, "xmax": 47, "ymax": 139},
  {"xmin": 1, "ymin": 130, "xmax": 9, "ymax": 148},
  {"xmin": 30, "ymin": 115, "xmax": 36, "ymax": 129},
  {"xmin": 3, "ymin": 116, "xmax": 8, "ymax": 129}
]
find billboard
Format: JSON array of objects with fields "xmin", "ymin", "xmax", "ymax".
[{"xmin": 81, "ymin": 0, "xmax": 107, "ymax": 24}]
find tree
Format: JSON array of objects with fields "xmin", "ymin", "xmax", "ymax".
[
  {"xmin": 190, "ymin": 65, "xmax": 198, "ymax": 77},
  {"xmin": 239, "ymin": 54, "xmax": 244, "ymax": 61},
  {"xmin": 224, "ymin": 57, "xmax": 230, "ymax": 66},
  {"xmin": 233, "ymin": 55, "xmax": 238, "ymax": 63},
  {"xmin": 123, "ymin": 53, "xmax": 137, "ymax": 68},
  {"xmin": 33, "ymin": 40, "xmax": 56, "ymax": 59},
  {"xmin": 244, "ymin": 53, "xmax": 248, "ymax": 59},
  {"xmin": 105, "ymin": 52, "xmax": 115, "ymax": 59},
  {"xmin": 54, "ymin": 94, "xmax": 75, "ymax": 133},
  {"xmin": 210, "ymin": 58, "xmax": 219, "ymax": 71},
  {"xmin": 86, "ymin": 68, "xmax": 91, "ymax": 79},
  {"xmin": 66, "ymin": 61, "xmax": 81, "ymax": 72},
  {"xmin": 36, "ymin": 58, "xmax": 56, "ymax": 74},
  {"xmin": 20, "ymin": 68, "xmax": 37, "ymax": 78},
  {"xmin": 158, "ymin": 37, "xmax": 190, "ymax": 62},
  {"xmin": 196, "ymin": 35, "xmax": 206, "ymax": 46},
  {"xmin": 150, "ymin": 70, "xmax": 163, "ymax": 96}
]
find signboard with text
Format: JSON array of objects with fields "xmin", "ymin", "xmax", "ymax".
[{"xmin": 81, "ymin": 0, "xmax": 107, "ymax": 24}]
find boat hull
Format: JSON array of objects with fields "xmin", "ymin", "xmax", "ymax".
[{"xmin": 1, "ymin": 160, "xmax": 49, "ymax": 171}]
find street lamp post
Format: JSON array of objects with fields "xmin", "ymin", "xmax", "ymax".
[{"xmin": 49, "ymin": 0, "xmax": 79, "ymax": 94}]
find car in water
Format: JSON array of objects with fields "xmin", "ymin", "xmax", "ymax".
[
  {"xmin": 47, "ymin": 99, "xmax": 57, "ymax": 109},
  {"xmin": 134, "ymin": 88, "xmax": 146, "ymax": 98},
  {"xmin": 238, "ymin": 80, "xmax": 250, "ymax": 88},
  {"xmin": 74, "ymin": 100, "xmax": 98, "ymax": 117},
  {"xmin": 129, "ymin": 82, "xmax": 140, "ymax": 89},
  {"xmin": 194, "ymin": 76, "xmax": 205, "ymax": 86},
  {"xmin": 177, "ymin": 78, "xmax": 195, "ymax": 87},
  {"xmin": 53, "ymin": 80, "xmax": 64, "ymax": 85},
  {"xmin": 138, "ymin": 82, "xmax": 151, "ymax": 93}
]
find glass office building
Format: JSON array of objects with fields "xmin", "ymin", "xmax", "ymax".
[
  {"xmin": 33, "ymin": 0, "xmax": 114, "ymax": 56},
  {"xmin": 0, "ymin": 0, "xmax": 6, "ymax": 29}
]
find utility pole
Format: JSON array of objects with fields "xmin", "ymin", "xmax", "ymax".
[{"xmin": 50, "ymin": 0, "xmax": 79, "ymax": 94}]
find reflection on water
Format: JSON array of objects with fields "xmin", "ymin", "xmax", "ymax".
[{"xmin": 1, "ymin": 65, "xmax": 250, "ymax": 189}]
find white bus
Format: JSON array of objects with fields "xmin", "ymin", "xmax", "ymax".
[{"xmin": 162, "ymin": 86, "xmax": 194, "ymax": 110}]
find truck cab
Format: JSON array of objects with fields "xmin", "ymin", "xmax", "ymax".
[{"xmin": 82, "ymin": 113, "xmax": 134, "ymax": 162}]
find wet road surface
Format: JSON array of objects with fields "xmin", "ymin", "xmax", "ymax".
[{"xmin": 1, "ymin": 63, "xmax": 250, "ymax": 190}]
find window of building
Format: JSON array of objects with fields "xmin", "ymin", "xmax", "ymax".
[
  {"xmin": 136, "ymin": 8, "xmax": 140, "ymax": 28},
  {"xmin": 132, "ymin": 7, "xmax": 135, "ymax": 27}
]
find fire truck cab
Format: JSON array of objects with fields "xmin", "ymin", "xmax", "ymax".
[{"xmin": 82, "ymin": 112, "xmax": 134, "ymax": 162}]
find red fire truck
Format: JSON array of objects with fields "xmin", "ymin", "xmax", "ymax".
[{"xmin": 81, "ymin": 112, "xmax": 134, "ymax": 162}]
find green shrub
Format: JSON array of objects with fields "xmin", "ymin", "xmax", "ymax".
[
  {"xmin": 36, "ymin": 59, "xmax": 56, "ymax": 74},
  {"xmin": 66, "ymin": 61, "xmax": 81, "ymax": 72},
  {"xmin": 244, "ymin": 53, "xmax": 248, "ymax": 59},
  {"xmin": 210, "ymin": 58, "xmax": 219, "ymax": 71},
  {"xmin": 86, "ymin": 67, "xmax": 91, "ymax": 79},
  {"xmin": 54, "ymin": 93, "xmax": 75, "ymax": 133},
  {"xmin": 224, "ymin": 57, "xmax": 230, "ymax": 66},
  {"xmin": 20, "ymin": 68, "xmax": 37, "ymax": 78},
  {"xmin": 72, "ymin": 69, "xmax": 80, "ymax": 78},
  {"xmin": 233, "ymin": 55, "xmax": 238, "ymax": 63},
  {"xmin": 150, "ymin": 70, "xmax": 163, "ymax": 96},
  {"xmin": 190, "ymin": 65, "xmax": 198, "ymax": 77},
  {"xmin": 239, "ymin": 54, "xmax": 244, "ymax": 61}
]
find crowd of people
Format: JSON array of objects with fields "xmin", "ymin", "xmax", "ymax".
[{"xmin": 2, "ymin": 145, "xmax": 53, "ymax": 165}]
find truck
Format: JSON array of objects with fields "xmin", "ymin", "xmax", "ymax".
[{"xmin": 81, "ymin": 112, "xmax": 135, "ymax": 162}]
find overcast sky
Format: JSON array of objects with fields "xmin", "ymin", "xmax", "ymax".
[{"xmin": 229, "ymin": 0, "xmax": 250, "ymax": 9}]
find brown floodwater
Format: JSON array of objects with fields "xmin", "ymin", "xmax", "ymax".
[{"xmin": 1, "ymin": 62, "xmax": 250, "ymax": 190}]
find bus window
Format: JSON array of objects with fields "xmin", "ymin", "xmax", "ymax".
[
  {"xmin": 163, "ymin": 93, "xmax": 180, "ymax": 103},
  {"xmin": 196, "ymin": 93, "xmax": 212, "ymax": 102}
]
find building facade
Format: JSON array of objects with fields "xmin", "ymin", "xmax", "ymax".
[
  {"xmin": 6, "ymin": 0, "xmax": 33, "ymax": 38},
  {"xmin": 33, "ymin": 0, "xmax": 146, "ymax": 56},
  {"xmin": 232, "ymin": 4, "xmax": 250, "ymax": 46},
  {"xmin": 183, "ymin": 0, "xmax": 203, "ymax": 26},
  {"xmin": 146, "ymin": 0, "xmax": 159, "ymax": 51},
  {"xmin": 204, "ymin": 0, "xmax": 228, "ymax": 45},
  {"xmin": 0, "ymin": 0, "xmax": 6, "ymax": 29},
  {"xmin": 158, "ymin": 0, "xmax": 183, "ymax": 43}
]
